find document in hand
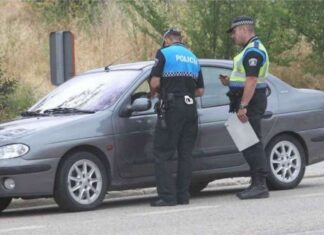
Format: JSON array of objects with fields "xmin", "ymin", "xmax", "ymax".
[{"xmin": 224, "ymin": 113, "xmax": 259, "ymax": 151}]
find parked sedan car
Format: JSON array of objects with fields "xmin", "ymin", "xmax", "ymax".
[{"xmin": 1, "ymin": 59, "xmax": 324, "ymax": 212}]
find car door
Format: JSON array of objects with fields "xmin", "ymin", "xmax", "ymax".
[
  {"xmin": 193, "ymin": 66, "xmax": 248, "ymax": 172},
  {"xmin": 113, "ymin": 76, "xmax": 160, "ymax": 178}
]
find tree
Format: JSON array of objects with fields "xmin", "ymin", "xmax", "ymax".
[
  {"xmin": 287, "ymin": 0, "xmax": 324, "ymax": 73},
  {"xmin": 250, "ymin": 0, "xmax": 299, "ymax": 65},
  {"xmin": 120, "ymin": 0, "xmax": 300, "ymax": 66},
  {"xmin": 182, "ymin": 0, "xmax": 253, "ymax": 59},
  {"xmin": 119, "ymin": 0, "xmax": 173, "ymax": 45},
  {"xmin": 182, "ymin": 0, "xmax": 299, "ymax": 64}
]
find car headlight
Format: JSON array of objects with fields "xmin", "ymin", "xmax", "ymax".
[{"xmin": 0, "ymin": 144, "xmax": 30, "ymax": 159}]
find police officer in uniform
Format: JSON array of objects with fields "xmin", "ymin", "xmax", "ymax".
[
  {"xmin": 219, "ymin": 16, "xmax": 270, "ymax": 199},
  {"xmin": 149, "ymin": 29, "xmax": 204, "ymax": 206}
]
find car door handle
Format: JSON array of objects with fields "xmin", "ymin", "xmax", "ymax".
[{"xmin": 262, "ymin": 111, "xmax": 273, "ymax": 119}]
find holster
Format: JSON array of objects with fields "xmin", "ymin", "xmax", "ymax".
[
  {"xmin": 227, "ymin": 89, "xmax": 243, "ymax": 113},
  {"xmin": 154, "ymin": 99, "xmax": 167, "ymax": 129}
]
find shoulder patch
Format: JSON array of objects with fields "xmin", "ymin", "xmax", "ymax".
[
  {"xmin": 153, "ymin": 58, "xmax": 159, "ymax": 67},
  {"xmin": 248, "ymin": 58, "xmax": 258, "ymax": 66}
]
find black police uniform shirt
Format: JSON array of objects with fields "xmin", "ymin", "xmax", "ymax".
[
  {"xmin": 150, "ymin": 42, "xmax": 204, "ymax": 98},
  {"xmin": 242, "ymin": 36, "xmax": 265, "ymax": 78}
]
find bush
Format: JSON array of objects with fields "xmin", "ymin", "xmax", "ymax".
[
  {"xmin": 28, "ymin": 0, "xmax": 104, "ymax": 29},
  {"xmin": 0, "ymin": 61, "xmax": 37, "ymax": 122},
  {"xmin": 0, "ymin": 81, "xmax": 38, "ymax": 122},
  {"xmin": 0, "ymin": 79, "xmax": 16, "ymax": 109},
  {"xmin": 0, "ymin": 66, "xmax": 17, "ymax": 121}
]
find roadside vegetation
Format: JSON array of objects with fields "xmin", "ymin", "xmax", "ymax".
[{"xmin": 0, "ymin": 0, "xmax": 323, "ymax": 121}]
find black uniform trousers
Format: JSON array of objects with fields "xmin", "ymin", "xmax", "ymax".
[
  {"xmin": 242, "ymin": 90, "xmax": 268, "ymax": 177},
  {"xmin": 153, "ymin": 97, "xmax": 198, "ymax": 203}
]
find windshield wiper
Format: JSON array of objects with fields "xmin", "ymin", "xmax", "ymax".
[
  {"xmin": 21, "ymin": 111, "xmax": 49, "ymax": 117},
  {"xmin": 43, "ymin": 108, "xmax": 95, "ymax": 114}
]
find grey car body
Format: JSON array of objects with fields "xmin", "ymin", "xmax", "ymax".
[{"xmin": 1, "ymin": 59, "xmax": 324, "ymax": 211}]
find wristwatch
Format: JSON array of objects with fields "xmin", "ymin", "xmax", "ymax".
[{"xmin": 239, "ymin": 103, "xmax": 248, "ymax": 109}]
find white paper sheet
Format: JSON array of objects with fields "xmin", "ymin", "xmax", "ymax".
[{"xmin": 224, "ymin": 113, "xmax": 259, "ymax": 151}]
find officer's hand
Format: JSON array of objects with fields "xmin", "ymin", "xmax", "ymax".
[
  {"xmin": 237, "ymin": 108, "xmax": 248, "ymax": 123},
  {"xmin": 219, "ymin": 74, "xmax": 229, "ymax": 86}
]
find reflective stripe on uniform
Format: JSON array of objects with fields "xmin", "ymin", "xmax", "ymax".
[
  {"xmin": 230, "ymin": 39, "xmax": 269, "ymax": 89},
  {"xmin": 229, "ymin": 81, "xmax": 268, "ymax": 89}
]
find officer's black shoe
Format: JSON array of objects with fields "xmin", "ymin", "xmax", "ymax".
[
  {"xmin": 237, "ymin": 185, "xmax": 269, "ymax": 199},
  {"xmin": 237, "ymin": 176, "xmax": 269, "ymax": 200},
  {"xmin": 177, "ymin": 199, "xmax": 189, "ymax": 205},
  {"xmin": 236, "ymin": 187, "xmax": 252, "ymax": 199},
  {"xmin": 236, "ymin": 176, "xmax": 256, "ymax": 198},
  {"xmin": 150, "ymin": 199, "xmax": 177, "ymax": 207}
]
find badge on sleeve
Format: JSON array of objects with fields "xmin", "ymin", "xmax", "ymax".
[{"xmin": 248, "ymin": 58, "xmax": 258, "ymax": 66}]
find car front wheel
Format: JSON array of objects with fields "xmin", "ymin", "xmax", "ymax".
[
  {"xmin": 54, "ymin": 151, "xmax": 108, "ymax": 212},
  {"xmin": 0, "ymin": 198, "xmax": 12, "ymax": 213},
  {"xmin": 266, "ymin": 134, "xmax": 306, "ymax": 190}
]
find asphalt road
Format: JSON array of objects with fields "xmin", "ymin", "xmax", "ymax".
[{"xmin": 1, "ymin": 162, "xmax": 324, "ymax": 235}]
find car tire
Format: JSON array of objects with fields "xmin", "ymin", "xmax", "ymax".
[
  {"xmin": 189, "ymin": 181, "xmax": 209, "ymax": 196},
  {"xmin": 54, "ymin": 151, "xmax": 108, "ymax": 212},
  {"xmin": 266, "ymin": 134, "xmax": 306, "ymax": 190},
  {"xmin": 0, "ymin": 198, "xmax": 12, "ymax": 212}
]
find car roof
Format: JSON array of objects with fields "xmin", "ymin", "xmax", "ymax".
[
  {"xmin": 199, "ymin": 59, "xmax": 233, "ymax": 68},
  {"xmin": 80, "ymin": 61, "xmax": 154, "ymax": 75},
  {"xmin": 81, "ymin": 59, "xmax": 233, "ymax": 75},
  {"xmin": 77, "ymin": 59, "xmax": 293, "ymax": 92},
  {"xmin": 108, "ymin": 61, "xmax": 154, "ymax": 70},
  {"xmin": 106, "ymin": 59, "xmax": 233, "ymax": 70}
]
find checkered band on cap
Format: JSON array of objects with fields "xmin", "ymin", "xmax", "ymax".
[
  {"xmin": 227, "ymin": 16, "xmax": 254, "ymax": 33},
  {"xmin": 230, "ymin": 20, "xmax": 254, "ymax": 28}
]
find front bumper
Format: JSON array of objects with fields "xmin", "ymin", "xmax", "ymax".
[
  {"xmin": 0, "ymin": 164, "xmax": 51, "ymax": 175},
  {"xmin": 0, "ymin": 157, "xmax": 60, "ymax": 198}
]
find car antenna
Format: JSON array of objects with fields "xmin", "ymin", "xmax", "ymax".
[
  {"xmin": 104, "ymin": 64, "xmax": 112, "ymax": 72},
  {"xmin": 104, "ymin": 46, "xmax": 148, "ymax": 72},
  {"xmin": 104, "ymin": 50, "xmax": 132, "ymax": 72}
]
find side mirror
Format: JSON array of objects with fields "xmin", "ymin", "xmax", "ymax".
[
  {"xmin": 132, "ymin": 97, "xmax": 151, "ymax": 112},
  {"xmin": 120, "ymin": 98, "xmax": 151, "ymax": 117}
]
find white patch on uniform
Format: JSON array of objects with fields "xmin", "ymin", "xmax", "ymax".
[
  {"xmin": 154, "ymin": 58, "xmax": 159, "ymax": 67},
  {"xmin": 175, "ymin": 54, "xmax": 198, "ymax": 64},
  {"xmin": 248, "ymin": 58, "xmax": 258, "ymax": 66}
]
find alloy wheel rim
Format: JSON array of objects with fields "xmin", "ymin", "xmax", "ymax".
[
  {"xmin": 270, "ymin": 140, "xmax": 301, "ymax": 183},
  {"xmin": 67, "ymin": 159, "xmax": 103, "ymax": 205}
]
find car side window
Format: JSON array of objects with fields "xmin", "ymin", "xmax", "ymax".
[
  {"xmin": 200, "ymin": 67, "xmax": 231, "ymax": 108},
  {"xmin": 130, "ymin": 79, "xmax": 157, "ymax": 116},
  {"xmin": 131, "ymin": 80, "xmax": 150, "ymax": 103}
]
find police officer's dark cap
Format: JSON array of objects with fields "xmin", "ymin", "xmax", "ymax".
[
  {"xmin": 163, "ymin": 28, "xmax": 181, "ymax": 39},
  {"xmin": 226, "ymin": 16, "xmax": 254, "ymax": 33}
]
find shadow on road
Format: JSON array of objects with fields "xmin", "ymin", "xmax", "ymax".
[
  {"xmin": 0, "ymin": 179, "xmax": 319, "ymax": 217},
  {"xmin": 0, "ymin": 206, "xmax": 60, "ymax": 218}
]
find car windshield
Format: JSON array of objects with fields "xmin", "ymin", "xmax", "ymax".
[{"xmin": 29, "ymin": 69, "xmax": 141, "ymax": 113}]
